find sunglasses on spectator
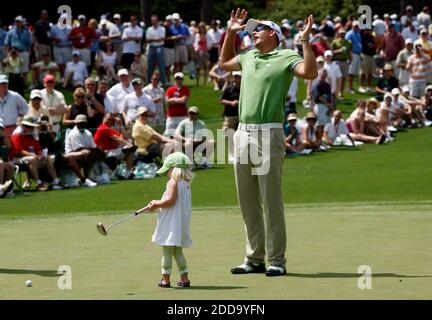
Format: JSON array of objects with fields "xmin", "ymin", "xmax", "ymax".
[
  {"xmin": 254, "ymin": 25, "xmax": 272, "ymax": 32},
  {"xmin": 152, "ymin": 78, "xmax": 160, "ymax": 81},
  {"xmin": 76, "ymin": 95, "xmax": 85, "ymax": 98}
]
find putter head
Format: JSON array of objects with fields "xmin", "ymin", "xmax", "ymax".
[{"xmin": 96, "ymin": 223, "xmax": 108, "ymax": 236}]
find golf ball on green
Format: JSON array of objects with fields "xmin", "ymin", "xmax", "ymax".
[{"xmin": 26, "ymin": 280, "xmax": 32, "ymax": 287}]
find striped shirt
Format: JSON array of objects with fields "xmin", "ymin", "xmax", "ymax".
[{"xmin": 407, "ymin": 53, "xmax": 431, "ymax": 81}]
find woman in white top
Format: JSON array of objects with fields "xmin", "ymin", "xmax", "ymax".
[
  {"xmin": 145, "ymin": 152, "xmax": 193, "ymax": 288},
  {"xmin": 96, "ymin": 42, "xmax": 117, "ymax": 81}
]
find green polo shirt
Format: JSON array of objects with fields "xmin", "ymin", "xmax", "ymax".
[{"xmin": 237, "ymin": 48, "xmax": 303, "ymax": 124}]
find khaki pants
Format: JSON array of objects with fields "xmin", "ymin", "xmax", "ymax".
[{"xmin": 233, "ymin": 127, "xmax": 286, "ymax": 266}]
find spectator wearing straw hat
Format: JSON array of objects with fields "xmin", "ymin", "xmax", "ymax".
[
  {"xmin": 284, "ymin": 113, "xmax": 303, "ymax": 154},
  {"xmin": 301, "ymin": 111, "xmax": 322, "ymax": 151},
  {"xmin": 376, "ymin": 63, "xmax": 399, "ymax": 101},
  {"xmin": 26, "ymin": 90, "xmax": 50, "ymax": 120}
]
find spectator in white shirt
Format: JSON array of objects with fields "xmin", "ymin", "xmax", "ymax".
[
  {"xmin": 122, "ymin": 78, "xmax": 156, "ymax": 127},
  {"xmin": 40, "ymin": 74, "xmax": 66, "ymax": 134},
  {"xmin": 401, "ymin": 20, "xmax": 419, "ymax": 42},
  {"xmin": 63, "ymin": 51, "xmax": 88, "ymax": 88},
  {"xmin": 143, "ymin": 72, "xmax": 166, "ymax": 133},
  {"xmin": 146, "ymin": 15, "xmax": 166, "ymax": 86},
  {"xmin": 323, "ymin": 110, "xmax": 355, "ymax": 146},
  {"xmin": 63, "ymin": 114, "xmax": 99, "ymax": 187},
  {"xmin": 97, "ymin": 80, "xmax": 117, "ymax": 114},
  {"xmin": 417, "ymin": 6, "xmax": 431, "ymax": 29},
  {"xmin": 121, "ymin": 15, "xmax": 143, "ymax": 69},
  {"xmin": 107, "ymin": 68, "xmax": 134, "ymax": 114},
  {"xmin": 324, "ymin": 50, "xmax": 342, "ymax": 106}
]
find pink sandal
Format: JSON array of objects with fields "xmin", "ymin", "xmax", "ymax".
[
  {"xmin": 177, "ymin": 280, "xmax": 190, "ymax": 288},
  {"xmin": 158, "ymin": 279, "xmax": 171, "ymax": 288}
]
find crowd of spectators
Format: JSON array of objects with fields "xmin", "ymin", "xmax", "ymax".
[{"xmin": 1, "ymin": 6, "xmax": 432, "ymax": 196}]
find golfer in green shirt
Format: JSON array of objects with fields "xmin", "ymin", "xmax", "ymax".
[{"xmin": 221, "ymin": 8, "xmax": 317, "ymax": 276}]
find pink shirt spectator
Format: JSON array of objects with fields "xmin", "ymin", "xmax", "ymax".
[{"xmin": 382, "ymin": 31, "xmax": 405, "ymax": 61}]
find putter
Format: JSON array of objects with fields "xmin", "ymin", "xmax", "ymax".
[{"xmin": 97, "ymin": 206, "xmax": 149, "ymax": 236}]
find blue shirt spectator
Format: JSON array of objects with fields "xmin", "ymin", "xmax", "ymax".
[
  {"xmin": 170, "ymin": 22, "xmax": 190, "ymax": 45},
  {"xmin": 345, "ymin": 28, "xmax": 362, "ymax": 54},
  {"xmin": 0, "ymin": 28, "xmax": 7, "ymax": 46},
  {"xmin": 5, "ymin": 26, "xmax": 32, "ymax": 52},
  {"xmin": 51, "ymin": 24, "xmax": 72, "ymax": 47}
]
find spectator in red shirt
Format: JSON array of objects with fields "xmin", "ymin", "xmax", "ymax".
[
  {"xmin": 164, "ymin": 72, "xmax": 190, "ymax": 137},
  {"xmin": 220, "ymin": 30, "xmax": 242, "ymax": 54},
  {"xmin": 70, "ymin": 15, "xmax": 97, "ymax": 72},
  {"xmin": 382, "ymin": 24, "xmax": 405, "ymax": 74},
  {"xmin": 311, "ymin": 34, "xmax": 331, "ymax": 58},
  {"xmin": 94, "ymin": 113, "xmax": 135, "ymax": 178},
  {"xmin": 9, "ymin": 116, "xmax": 62, "ymax": 191}
]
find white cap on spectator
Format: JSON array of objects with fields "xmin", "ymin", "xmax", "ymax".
[
  {"xmin": 420, "ymin": 28, "xmax": 428, "ymax": 34},
  {"xmin": 352, "ymin": 20, "xmax": 359, "ymax": 27},
  {"xmin": 172, "ymin": 13, "xmax": 181, "ymax": 20},
  {"xmin": 324, "ymin": 50, "xmax": 333, "ymax": 57},
  {"xmin": 316, "ymin": 55, "xmax": 324, "ymax": 63},
  {"xmin": 384, "ymin": 13, "xmax": 389, "ymax": 18},
  {"xmin": 72, "ymin": 50, "xmax": 81, "ymax": 57},
  {"xmin": 384, "ymin": 92, "xmax": 393, "ymax": 100},
  {"xmin": 117, "ymin": 68, "xmax": 129, "ymax": 77},
  {"xmin": 232, "ymin": 71, "xmax": 242, "ymax": 77},
  {"xmin": 402, "ymin": 85, "xmax": 410, "ymax": 93},
  {"xmin": 405, "ymin": 38, "xmax": 413, "ymax": 45},
  {"xmin": 100, "ymin": 18, "xmax": 108, "ymax": 25},
  {"xmin": 425, "ymin": 85, "xmax": 432, "ymax": 93},
  {"xmin": 391, "ymin": 88, "xmax": 400, "ymax": 96},
  {"xmin": 0, "ymin": 74, "xmax": 9, "ymax": 84},
  {"xmin": 30, "ymin": 90, "xmax": 42, "ymax": 100},
  {"xmin": 390, "ymin": 14, "xmax": 398, "ymax": 20},
  {"xmin": 15, "ymin": 15, "xmax": 24, "ymax": 22},
  {"xmin": 113, "ymin": 13, "xmax": 121, "ymax": 20},
  {"xmin": 174, "ymin": 72, "xmax": 184, "ymax": 79},
  {"xmin": 78, "ymin": 14, "xmax": 86, "ymax": 20},
  {"xmin": 165, "ymin": 15, "xmax": 173, "ymax": 21}
]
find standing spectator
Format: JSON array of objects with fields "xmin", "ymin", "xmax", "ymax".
[
  {"xmin": 2, "ymin": 48, "xmax": 25, "ymax": 96},
  {"xmin": 130, "ymin": 52, "xmax": 147, "ymax": 83},
  {"xmin": 323, "ymin": 50, "xmax": 342, "ymax": 106},
  {"xmin": 396, "ymin": 39, "xmax": 414, "ymax": 86},
  {"xmin": 51, "ymin": 14, "xmax": 72, "ymax": 77},
  {"xmin": 401, "ymin": 5, "xmax": 418, "ymax": 26},
  {"xmin": 146, "ymin": 15, "xmax": 166, "ymax": 86},
  {"xmin": 0, "ymin": 74, "xmax": 28, "ymax": 142},
  {"xmin": 33, "ymin": 10, "xmax": 52, "ymax": 61},
  {"xmin": 417, "ymin": 7, "xmax": 431, "ymax": 29},
  {"xmin": 96, "ymin": 41, "xmax": 117, "ymax": 82},
  {"xmin": 164, "ymin": 72, "xmax": 190, "ymax": 136},
  {"xmin": 143, "ymin": 72, "xmax": 166, "ymax": 133},
  {"xmin": 390, "ymin": 14, "xmax": 401, "ymax": 33},
  {"xmin": 122, "ymin": 78, "xmax": 156, "ymax": 128},
  {"xmin": 376, "ymin": 63, "xmax": 399, "ymax": 101},
  {"xmin": 285, "ymin": 76, "xmax": 298, "ymax": 116},
  {"xmin": 30, "ymin": 53, "xmax": 59, "ymax": 89},
  {"xmin": 207, "ymin": 20, "xmax": 223, "ymax": 71},
  {"xmin": 193, "ymin": 22, "xmax": 211, "ymax": 87},
  {"xmin": 406, "ymin": 43, "xmax": 431, "ymax": 98},
  {"xmin": 4, "ymin": 16, "xmax": 32, "ymax": 82},
  {"xmin": 111, "ymin": 14, "xmax": 124, "ymax": 66},
  {"xmin": 63, "ymin": 51, "xmax": 88, "ymax": 88},
  {"xmin": 401, "ymin": 20, "xmax": 419, "ymax": 42},
  {"xmin": 209, "ymin": 58, "xmax": 230, "ymax": 91},
  {"xmin": 331, "ymin": 29, "xmax": 351, "ymax": 96},
  {"xmin": 219, "ymin": 71, "xmax": 241, "ymax": 162},
  {"xmin": 281, "ymin": 25, "xmax": 294, "ymax": 50},
  {"xmin": 94, "ymin": 112, "xmax": 135, "ymax": 178},
  {"xmin": 9, "ymin": 116, "xmax": 62, "ymax": 191},
  {"xmin": 382, "ymin": 24, "xmax": 405, "ymax": 76},
  {"xmin": 107, "ymin": 69, "xmax": 134, "ymax": 114},
  {"xmin": 345, "ymin": 21, "xmax": 362, "ymax": 93},
  {"xmin": 312, "ymin": 68, "xmax": 333, "ymax": 141},
  {"xmin": 88, "ymin": 19, "xmax": 102, "ymax": 75},
  {"xmin": 121, "ymin": 15, "xmax": 143, "ymax": 70},
  {"xmin": 97, "ymin": 80, "xmax": 117, "ymax": 115},
  {"xmin": 170, "ymin": 13, "xmax": 190, "ymax": 73},
  {"xmin": 83, "ymin": 77, "xmax": 105, "ymax": 131},
  {"xmin": 359, "ymin": 28, "xmax": 377, "ymax": 93},
  {"xmin": 311, "ymin": 34, "xmax": 330, "ymax": 58},
  {"xmin": 70, "ymin": 15, "xmax": 97, "ymax": 73},
  {"xmin": 415, "ymin": 29, "xmax": 432, "ymax": 58},
  {"xmin": 40, "ymin": 74, "xmax": 66, "ymax": 134},
  {"xmin": 372, "ymin": 15, "xmax": 386, "ymax": 51},
  {"xmin": 163, "ymin": 15, "xmax": 176, "ymax": 84},
  {"xmin": 0, "ymin": 22, "xmax": 7, "ymax": 61}
]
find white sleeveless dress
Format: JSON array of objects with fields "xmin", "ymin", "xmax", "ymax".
[{"xmin": 151, "ymin": 180, "xmax": 193, "ymax": 248}]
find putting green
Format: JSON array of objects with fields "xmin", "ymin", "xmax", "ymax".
[{"xmin": 1, "ymin": 202, "xmax": 431, "ymax": 300}]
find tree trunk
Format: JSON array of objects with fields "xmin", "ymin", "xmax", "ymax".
[
  {"xmin": 200, "ymin": 0, "xmax": 213, "ymax": 24},
  {"xmin": 140, "ymin": 0, "xmax": 152, "ymax": 26}
]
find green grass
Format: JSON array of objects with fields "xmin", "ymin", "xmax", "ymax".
[{"xmin": 1, "ymin": 74, "xmax": 431, "ymax": 299}]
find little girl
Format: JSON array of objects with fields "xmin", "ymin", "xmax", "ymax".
[{"xmin": 146, "ymin": 152, "xmax": 193, "ymax": 288}]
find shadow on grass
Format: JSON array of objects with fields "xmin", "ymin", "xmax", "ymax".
[
  {"xmin": 0, "ymin": 268, "xmax": 61, "ymax": 277},
  {"xmin": 174, "ymin": 285, "xmax": 247, "ymax": 290},
  {"xmin": 286, "ymin": 272, "xmax": 432, "ymax": 279}
]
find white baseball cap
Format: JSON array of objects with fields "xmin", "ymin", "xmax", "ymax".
[
  {"xmin": 324, "ymin": 50, "xmax": 333, "ymax": 57},
  {"xmin": 232, "ymin": 71, "xmax": 242, "ymax": 77},
  {"xmin": 30, "ymin": 89, "xmax": 42, "ymax": 100},
  {"xmin": 0, "ymin": 74, "xmax": 9, "ymax": 84},
  {"xmin": 165, "ymin": 15, "xmax": 173, "ymax": 21},
  {"xmin": 425, "ymin": 85, "xmax": 432, "ymax": 93},
  {"xmin": 72, "ymin": 50, "xmax": 81, "ymax": 57},
  {"xmin": 117, "ymin": 68, "xmax": 129, "ymax": 77},
  {"xmin": 174, "ymin": 72, "xmax": 184, "ymax": 79},
  {"xmin": 246, "ymin": 19, "xmax": 283, "ymax": 43},
  {"xmin": 78, "ymin": 14, "xmax": 86, "ymax": 20},
  {"xmin": 402, "ymin": 85, "xmax": 410, "ymax": 93},
  {"xmin": 384, "ymin": 92, "xmax": 393, "ymax": 100},
  {"xmin": 391, "ymin": 88, "xmax": 400, "ymax": 96},
  {"xmin": 390, "ymin": 14, "xmax": 398, "ymax": 20},
  {"xmin": 405, "ymin": 38, "xmax": 413, "ymax": 45},
  {"xmin": 172, "ymin": 13, "xmax": 181, "ymax": 20},
  {"xmin": 15, "ymin": 16, "xmax": 24, "ymax": 22},
  {"xmin": 100, "ymin": 18, "xmax": 108, "ymax": 25},
  {"xmin": 113, "ymin": 13, "xmax": 121, "ymax": 20}
]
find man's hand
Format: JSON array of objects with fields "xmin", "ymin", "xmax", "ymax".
[
  {"xmin": 227, "ymin": 8, "xmax": 248, "ymax": 33},
  {"xmin": 299, "ymin": 15, "xmax": 314, "ymax": 40}
]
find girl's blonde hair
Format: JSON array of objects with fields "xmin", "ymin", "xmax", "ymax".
[{"xmin": 171, "ymin": 167, "xmax": 194, "ymax": 182}]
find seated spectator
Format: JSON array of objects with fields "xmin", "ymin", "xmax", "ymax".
[
  {"xmin": 63, "ymin": 51, "xmax": 88, "ymax": 88},
  {"xmin": 94, "ymin": 113, "xmax": 135, "ymax": 179},
  {"xmin": 300, "ymin": 112, "xmax": 322, "ymax": 151},
  {"xmin": 2, "ymin": 48, "xmax": 25, "ymax": 96},
  {"xmin": 30, "ymin": 52, "xmax": 59, "ymax": 89},
  {"xmin": 348, "ymin": 99, "xmax": 383, "ymax": 137},
  {"xmin": 165, "ymin": 72, "xmax": 190, "ymax": 136},
  {"xmin": 391, "ymin": 88, "xmax": 415, "ymax": 127},
  {"xmin": 209, "ymin": 59, "xmax": 230, "ymax": 91},
  {"xmin": 26, "ymin": 90, "xmax": 50, "ymax": 121},
  {"xmin": 63, "ymin": 87, "xmax": 94, "ymax": 129},
  {"xmin": 375, "ymin": 63, "xmax": 399, "ymax": 101},
  {"xmin": 143, "ymin": 72, "xmax": 166, "ymax": 133},
  {"xmin": 175, "ymin": 106, "xmax": 215, "ymax": 167},
  {"xmin": 323, "ymin": 110, "xmax": 356, "ymax": 146},
  {"xmin": 348, "ymin": 109, "xmax": 386, "ymax": 144},
  {"xmin": 37, "ymin": 115, "xmax": 59, "ymax": 156},
  {"xmin": 400, "ymin": 85, "xmax": 427, "ymax": 126},
  {"xmin": 421, "ymin": 85, "xmax": 432, "ymax": 123},
  {"xmin": 40, "ymin": 74, "xmax": 67, "ymax": 134},
  {"xmin": 9, "ymin": 116, "xmax": 62, "ymax": 191},
  {"xmin": 377, "ymin": 92, "xmax": 403, "ymax": 131},
  {"xmin": 107, "ymin": 68, "xmax": 134, "ymax": 115},
  {"xmin": 97, "ymin": 80, "xmax": 117, "ymax": 115},
  {"xmin": 96, "ymin": 41, "xmax": 117, "ymax": 82},
  {"xmin": 312, "ymin": 68, "xmax": 334, "ymax": 142},
  {"xmin": 63, "ymin": 114, "xmax": 100, "ymax": 187},
  {"xmin": 132, "ymin": 107, "xmax": 175, "ymax": 162},
  {"xmin": 284, "ymin": 113, "xmax": 303, "ymax": 154},
  {"xmin": 0, "ymin": 119, "xmax": 14, "ymax": 197},
  {"xmin": 130, "ymin": 52, "xmax": 147, "ymax": 83}
]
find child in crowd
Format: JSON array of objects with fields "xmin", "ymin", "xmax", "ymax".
[{"xmin": 145, "ymin": 152, "xmax": 193, "ymax": 288}]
